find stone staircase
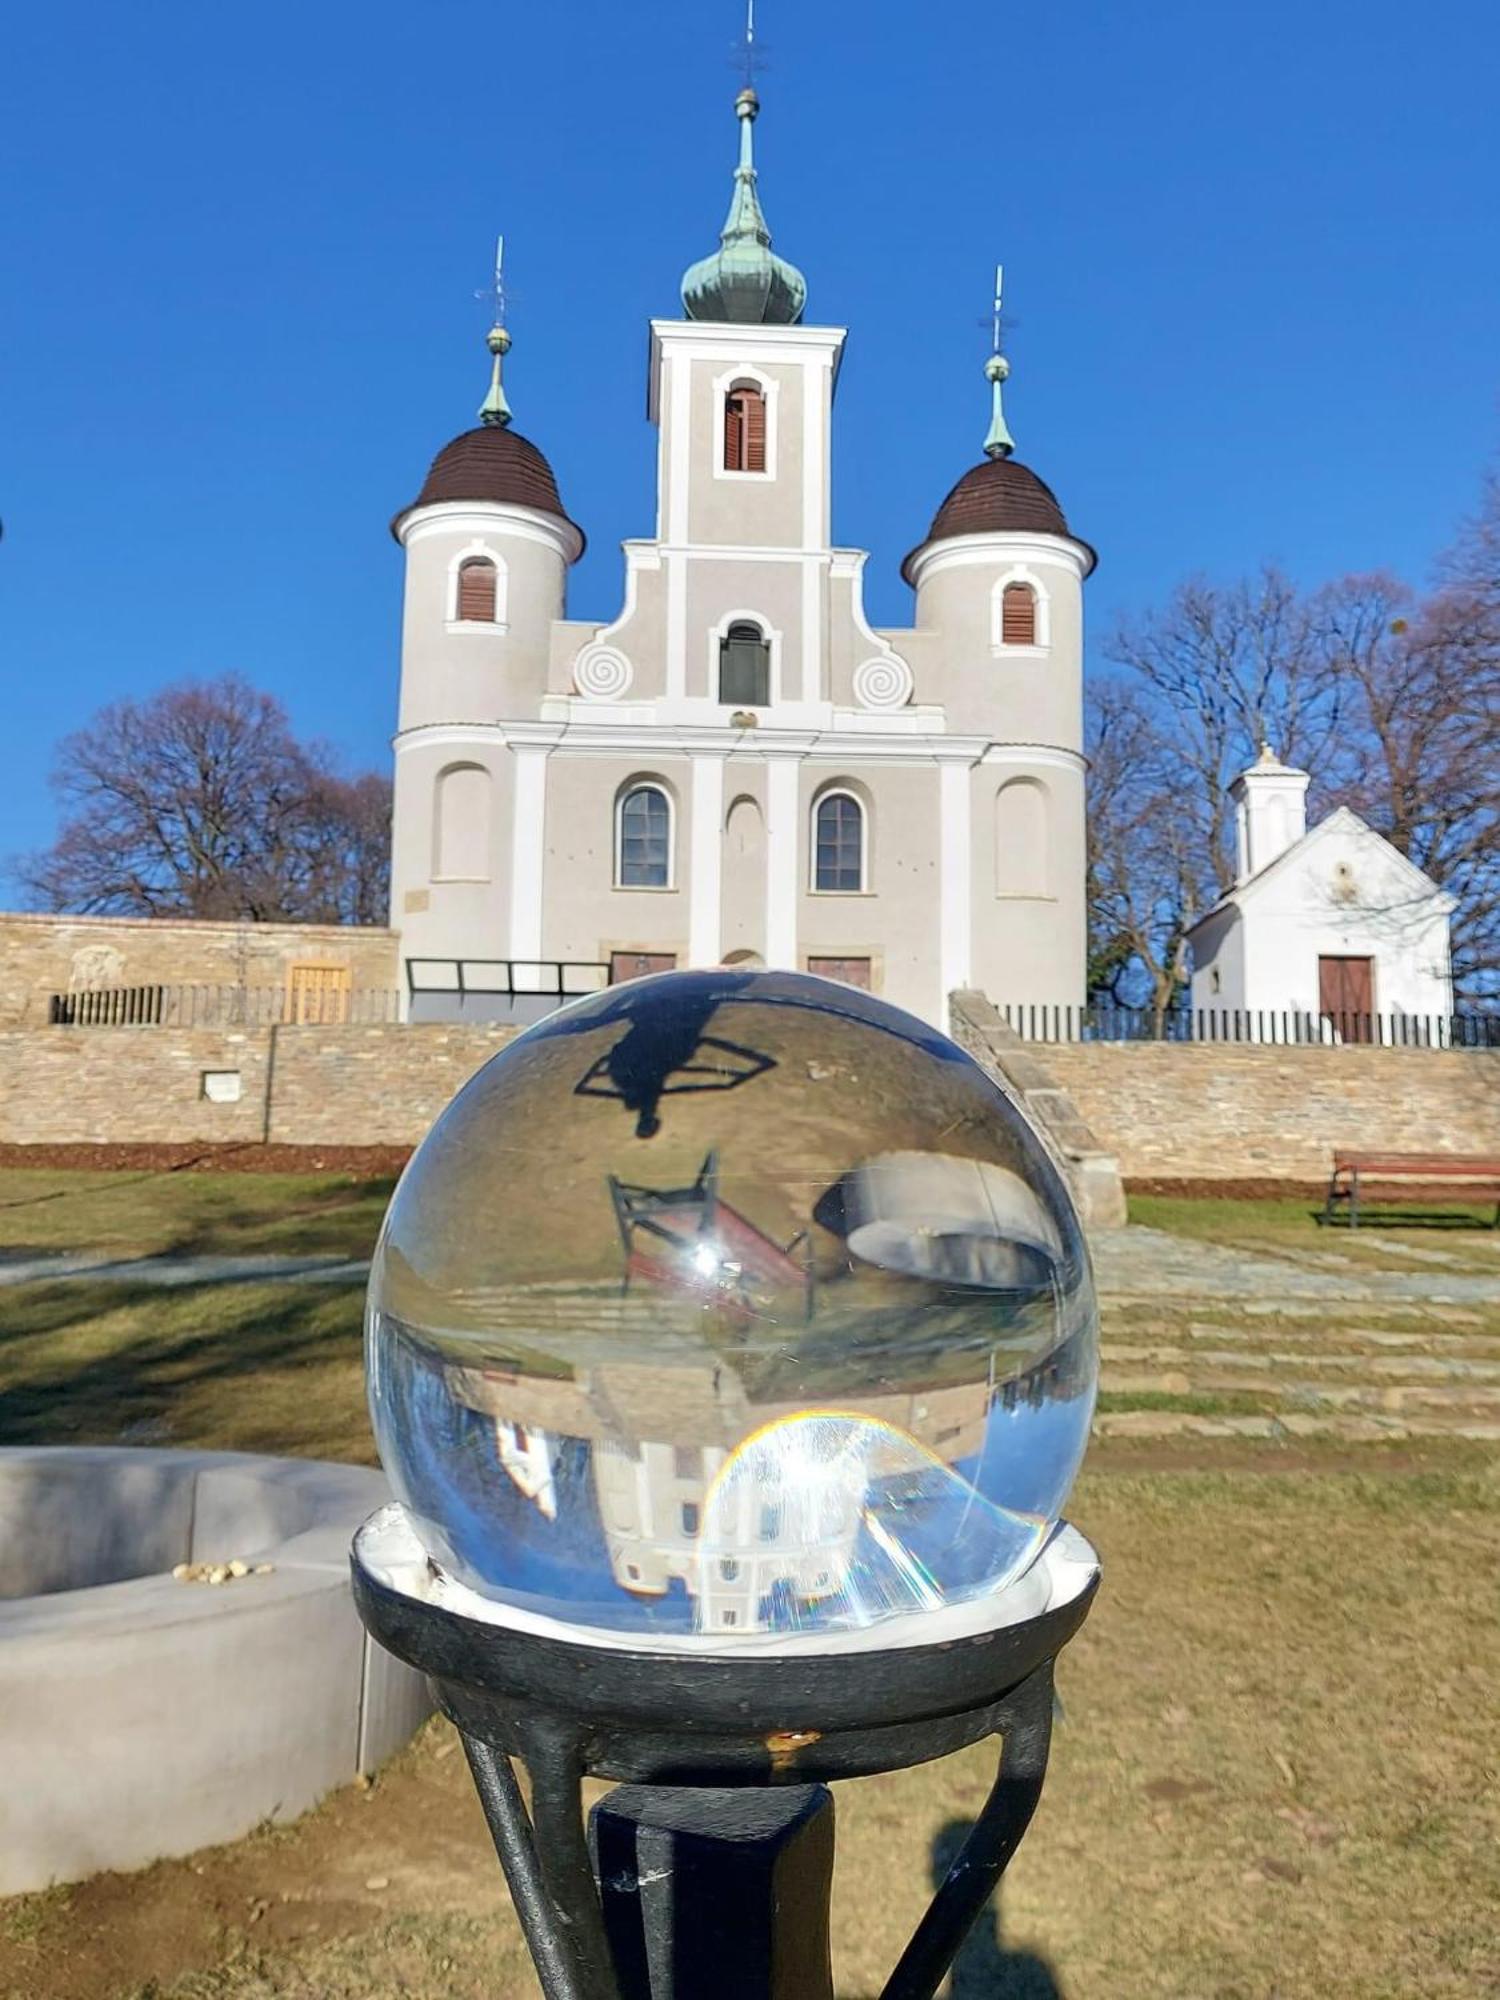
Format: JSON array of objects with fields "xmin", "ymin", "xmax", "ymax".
[{"xmin": 949, "ymin": 991, "xmax": 1128, "ymax": 1231}]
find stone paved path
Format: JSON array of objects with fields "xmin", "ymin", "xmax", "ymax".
[
  {"xmin": 0, "ymin": 1251, "xmax": 372, "ymax": 1288},
  {"xmin": 5, "ymin": 1229, "xmax": 1499, "ymax": 1446},
  {"xmin": 1091, "ymin": 1227, "xmax": 1500, "ymax": 1445},
  {"xmin": 1093, "ymin": 1225, "xmax": 1500, "ymax": 1308}
]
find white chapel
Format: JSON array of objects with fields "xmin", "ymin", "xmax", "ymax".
[
  {"xmin": 1188, "ymin": 749, "xmax": 1456, "ymax": 1036},
  {"xmin": 387, "ymin": 85, "xmax": 1095, "ymax": 1031}
]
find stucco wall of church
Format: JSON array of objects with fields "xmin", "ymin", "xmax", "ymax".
[
  {"xmin": 397, "ymin": 508, "xmax": 570, "ymax": 729},
  {"xmin": 682, "ymin": 356, "xmax": 811, "ymax": 549},
  {"xmin": 389, "ymin": 739, "xmax": 515, "ymax": 951},
  {"xmin": 541, "ymin": 755, "xmax": 691, "ymax": 966},
  {"xmin": 0, "ymin": 914, "xmax": 399, "ymax": 1029},
  {"xmin": 684, "ymin": 560, "xmax": 806, "ymax": 703},
  {"xmin": 797, "ymin": 763, "xmax": 940, "ymax": 1017},
  {"xmin": 969, "ymin": 759, "xmax": 1088, "ymax": 1008},
  {"xmin": 911, "ymin": 542, "xmax": 1086, "ymax": 742}
]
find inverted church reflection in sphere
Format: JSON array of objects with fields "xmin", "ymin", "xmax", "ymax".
[{"xmin": 365, "ymin": 969, "xmax": 1098, "ymax": 1641}]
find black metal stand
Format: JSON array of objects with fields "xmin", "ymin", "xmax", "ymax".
[{"xmin": 352, "ymin": 1519, "xmax": 1097, "ymax": 2000}]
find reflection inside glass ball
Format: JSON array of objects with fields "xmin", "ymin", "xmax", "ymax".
[{"xmin": 365, "ymin": 969, "xmax": 1097, "ymax": 1642}]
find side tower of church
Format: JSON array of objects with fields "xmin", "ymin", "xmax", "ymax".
[{"xmin": 387, "ymin": 86, "xmax": 1094, "ymax": 1030}]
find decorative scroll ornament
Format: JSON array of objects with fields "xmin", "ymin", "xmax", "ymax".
[
  {"xmin": 573, "ymin": 645, "xmax": 634, "ymax": 701},
  {"xmin": 852, "ymin": 654, "xmax": 914, "ymax": 711}
]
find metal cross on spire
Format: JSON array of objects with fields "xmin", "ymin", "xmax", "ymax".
[
  {"xmin": 487, "ymin": 235, "xmax": 508, "ymax": 330},
  {"xmin": 983, "ymin": 262, "xmax": 1016, "ymax": 460},
  {"xmin": 477, "ymin": 234, "xmax": 513, "ymax": 429},
  {"xmin": 732, "ymin": 0, "xmax": 769, "ymax": 89}
]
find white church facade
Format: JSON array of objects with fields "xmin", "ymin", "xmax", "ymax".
[
  {"xmin": 1189, "ymin": 750, "xmax": 1456, "ymax": 1038},
  {"xmin": 387, "ymin": 86, "xmax": 1094, "ymax": 1032}
]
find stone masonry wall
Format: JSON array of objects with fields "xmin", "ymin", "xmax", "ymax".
[
  {"xmin": 0, "ymin": 1029, "xmax": 276, "ymax": 1145},
  {"xmin": 267, "ymin": 1025, "xmax": 521, "ymax": 1146},
  {"xmin": 1, "ymin": 1020, "xmax": 1496, "ymax": 1174},
  {"xmin": 0, "ymin": 1024, "xmax": 522, "ymax": 1148},
  {"xmin": 1040, "ymin": 1041, "xmax": 1500, "ymax": 1179},
  {"xmin": 0, "ymin": 912, "xmax": 399, "ymax": 1027}
]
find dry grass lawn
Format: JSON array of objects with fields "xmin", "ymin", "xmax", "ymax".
[{"xmin": 1, "ymin": 1458, "xmax": 1496, "ymax": 2000}]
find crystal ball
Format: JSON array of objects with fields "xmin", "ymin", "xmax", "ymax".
[{"xmin": 366, "ymin": 970, "xmax": 1097, "ymax": 1643}]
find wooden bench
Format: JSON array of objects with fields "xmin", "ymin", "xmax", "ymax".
[{"xmin": 1323, "ymin": 1153, "xmax": 1500, "ymax": 1229}]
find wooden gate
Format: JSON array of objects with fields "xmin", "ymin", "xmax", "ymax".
[{"xmin": 286, "ymin": 963, "xmax": 353, "ymax": 1024}]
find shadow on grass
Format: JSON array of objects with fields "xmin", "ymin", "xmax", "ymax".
[
  {"xmin": 932, "ymin": 1817, "xmax": 1063, "ymax": 1999},
  {"xmin": 1313, "ymin": 1207, "xmax": 1500, "ymax": 1232},
  {"xmin": 853, "ymin": 1820, "xmax": 1064, "ymax": 1999},
  {"xmin": 0, "ymin": 1277, "xmax": 374, "ymax": 1461},
  {"xmin": 0, "ymin": 1166, "xmax": 398, "ymax": 1263}
]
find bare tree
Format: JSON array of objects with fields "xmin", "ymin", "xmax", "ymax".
[
  {"xmin": 1094, "ymin": 497, "xmax": 1500, "ymax": 1009},
  {"xmin": 1104, "ymin": 567, "xmax": 1333, "ymax": 898},
  {"xmin": 1309, "ymin": 568, "xmax": 1499, "ymax": 999},
  {"xmin": 1086, "ymin": 679, "xmax": 1206, "ymax": 1028},
  {"xmin": 18, "ymin": 675, "xmax": 391, "ymax": 926}
]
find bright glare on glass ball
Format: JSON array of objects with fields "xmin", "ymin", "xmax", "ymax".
[{"xmin": 366, "ymin": 970, "xmax": 1098, "ymax": 1643}]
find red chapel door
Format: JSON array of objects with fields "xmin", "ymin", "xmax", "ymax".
[{"xmin": 1318, "ymin": 955, "xmax": 1374, "ymax": 1042}]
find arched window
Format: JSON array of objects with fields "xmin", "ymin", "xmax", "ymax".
[
  {"xmin": 724, "ymin": 383, "xmax": 768, "ymax": 472},
  {"xmin": 457, "ymin": 557, "xmax": 499, "ymax": 623},
  {"xmin": 813, "ymin": 791, "xmax": 865, "ymax": 893},
  {"xmin": 719, "ymin": 621, "xmax": 770, "ymax": 706},
  {"xmin": 1000, "ymin": 582, "xmax": 1037, "ymax": 647},
  {"xmin": 616, "ymin": 784, "xmax": 672, "ymax": 888}
]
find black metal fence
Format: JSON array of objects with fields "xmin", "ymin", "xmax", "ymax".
[
  {"xmin": 48, "ymin": 985, "xmax": 405, "ymax": 1028},
  {"xmin": 995, "ymin": 1002, "xmax": 1500, "ymax": 1048},
  {"xmin": 405, "ymin": 958, "xmax": 610, "ymax": 1025}
]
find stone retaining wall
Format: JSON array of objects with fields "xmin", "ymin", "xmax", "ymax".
[
  {"xmin": 1040, "ymin": 1040, "xmax": 1500, "ymax": 1179},
  {"xmin": 2, "ymin": 1018, "xmax": 1496, "ymax": 1175},
  {"xmin": 0, "ymin": 911, "xmax": 398, "ymax": 1027},
  {"xmin": 266, "ymin": 1024, "xmax": 522, "ymax": 1146},
  {"xmin": 0, "ymin": 1024, "xmax": 520, "ymax": 1148}
]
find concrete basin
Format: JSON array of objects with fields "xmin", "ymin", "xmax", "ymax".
[{"xmin": 0, "ymin": 1447, "xmax": 430, "ymax": 1893}]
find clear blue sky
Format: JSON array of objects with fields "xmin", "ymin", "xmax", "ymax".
[{"xmin": 2, "ymin": 0, "xmax": 1497, "ymax": 890}]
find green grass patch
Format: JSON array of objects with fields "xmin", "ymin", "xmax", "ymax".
[
  {"xmin": 1095, "ymin": 1388, "xmax": 1277, "ymax": 1418},
  {"xmin": 0, "ymin": 1278, "xmax": 374, "ymax": 1462},
  {"xmin": 0, "ymin": 1170, "xmax": 395, "ymax": 1262},
  {"xmin": 1131, "ymin": 1191, "xmax": 1500, "ymax": 1277}
]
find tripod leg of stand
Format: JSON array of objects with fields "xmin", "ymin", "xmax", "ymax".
[{"xmin": 590, "ymin": 1783, "xmax": 837, "ymax": 2000}]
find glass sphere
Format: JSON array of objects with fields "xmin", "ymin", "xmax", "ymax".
[{"xmin": 366, "ymin": 970, "xmax": 1097, "ymax": 1643}]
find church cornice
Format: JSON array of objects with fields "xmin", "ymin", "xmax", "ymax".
[{"xmin": 393, "ymin": 719, "xmax": 1086, "ymax": 772}]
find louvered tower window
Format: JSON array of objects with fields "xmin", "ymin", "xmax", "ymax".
[
  {"xmin": 719, "ymin": 622, "xmax": 771, "ymax": 705},
  {"xmin": 457, "ymin": 557, "xmax": 499, "ymax": 623},
  {"xmin": 724, "ymin": 384, "xmax": 768, "ymax": 472},
  {"xmin": 1001, "ymin": 583, "xmax": 1037, "ymax": 646}
]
